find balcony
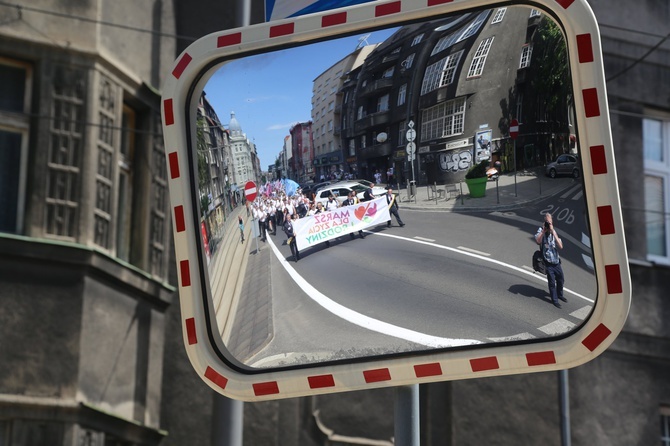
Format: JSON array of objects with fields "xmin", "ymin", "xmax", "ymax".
[
  {"xmin": 354, "ymin": 110, "xmax": 391, "ymax": 133},
  {"xmin": 360, "ymin": 78, "xmax": 394, "ymax": 97}
]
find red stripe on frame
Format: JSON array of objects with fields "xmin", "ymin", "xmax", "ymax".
[
  {"xmin": 364, "ymin": 368, "xmax": 391, "ymax": 383},
  {"xmin": 269, "ymin": 23, "xmax": 295, "ymax": 38},
  {"xmin": 555, "ymin": 0, "xmax": 576, "ymax": 9},
  {"xmin": 590, "ymin": 145, "xmax": 607, "ymax": 175},
  {"xmin": 470, "ymin": 356, "xmax": 499, "ymax": 372},
  {"xmin": 168, "ymin": 152, "xmax": 180, "ymax": 179},
  {"xmin": 174, "ymin": 205, "xmax": 186, "ymax": 232},
  {"xmin": 597, "ymin": 206, "xmax": 615, "ymax": 235},
  {"xmin": 217, "ymin": 32, "xmax": 242, "ymax": 47},
  {"xmin": 375, "ymin": 1, "xmax": 401, "ymax": 16},
  {"xmin": 414, "ymin": 363, "xmax": 443, "ymax": 378},
  {"xmin": 204, "ymin": 366, "xmax": 228, "ymax": 389},
  {"xmin": 605, "ymin": 264, "xmax": 623, "ymax": 294},
  {"xmin": 526, "ymin": 351, "xmax": 556, "ymax": 366},
  {"xmin": 308, "ymin": 374, "xmax": 335, "ymax": 389},
  {"xmin": 582, "ymin": 323, "xmax": 612, "ymax": 351},
  {"xmin": 180, "ymin": 260, "xmax": 191, "ymax": 287},
  {"xmin": 172, "ymin": 53, "xmax": 192, "ymax": 79},
  {"xmin": 253, "ymin": 381, "xmax": 280, "ymax": 396},
  {"xmin": 163, "ymin": 99, "xmax": 174, "ymax": 126},
  {"xmin": 322, "ymin": 11, "xmax": 347, "ymax": 27},
  {"xmin": 576, "ymin": 34, "xmax": 594, "ymax": 63},
  {"xmin": 185, "ymin": 317, "xmax": 197, "ymax": 344},
  {"xmin": 582, "ymin": 88, "xmax": 601, "ymax": 117},
  {"xmin": 428, "ymin": 0, "xmax": 453, "ymax": 5}
]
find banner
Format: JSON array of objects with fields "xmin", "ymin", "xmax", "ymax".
[{"xmin": 292, "ymin": 197, "xmax": 390, "ymax": 251}]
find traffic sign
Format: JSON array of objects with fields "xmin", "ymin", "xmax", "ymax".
[
  {"xmin": 406, "ymin": 128, "xmax": 416, "ymax": 142},
  {"xmin": 406, "ymin": 142, "xmax": 416, "ymax": 155},
  {"xmin": 510, "ymin": 119, "xmax": 519, "ymax": 139},
  {"xmin": 244, "ymin": 181, "xmax": 257, "ymax": 202},
  {"xmin": 161, "ymin": 0, "xmax": 629, "ymax": 402}
]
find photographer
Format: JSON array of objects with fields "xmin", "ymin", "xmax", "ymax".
[{"xmin": 534, "ymin": 213, "xmax": 566, "ymax": 308}]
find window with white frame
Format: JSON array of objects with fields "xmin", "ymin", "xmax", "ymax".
[
  {"xmin": 411, "ymin": 34, "xmax": 424, "ymax": 46},
  {"xmin": 420, "ymin": 97, "xmax": 466, "ymax": 141},
  {"xmin": 383, "ymin": 67, "xmax": 394, "ymax": 78},
  {"xmin": 398, "ymin": 120, "xmax": 406, "ymax": 145},
  {"xmin": 357, "ymin": 106, "xmax": 364, "ymax": 120},
  {"xmin": 402, "ymin": 53, "xmax": 415, "ymax": 70},
  {"xmin": 360, "ymin": 135, "xmax": 366, "ymax": 149},
  {"xmin": 644, "ymin": 117, "xmax": 670, "ymax": 262},
  {"xmin": 468, "ymin": 36, "xmax": 495, "ymax": 78},
  {"xmin": 491, "ymin": 7, "xmax": 506, "ymax": 23},
  {"xmin": 456, "ymin": 10, "xmax": 489, "ymax": 43},
  {"xmin": 377, "ymin": 94, "xmax": 389, "ymax": 113},
  {"xmin": 421, "ymin": 51, "xmax": 464, "ymax": 95},
  {"xmin": 348, "ymin": 139, "xmax": 356, "ymax": 156},
  {"xmin": 431, "ymin": 32, "xmax": 459, "ymax": 56},
  {"xmin": 519, "ymin": 44, "xmax": 533, "ymax": 68},
  {"xmin": 0, "ymin": 58, "xmax": 32, "ymax": 234},
  {"xmin": 398, "ymin": 84, "xmax": 407, "ymax": 106}
]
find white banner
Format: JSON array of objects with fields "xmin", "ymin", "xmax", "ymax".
[{"xmin": 292, "ymin": 197, "xmax": 390, "ymax": 251}]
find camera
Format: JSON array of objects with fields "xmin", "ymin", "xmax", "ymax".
[{"xmin": 544, "ymin": 221, "xmax": 550, "ymax": 230}]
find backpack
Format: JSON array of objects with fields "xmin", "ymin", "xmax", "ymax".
[{"xmin": 532, "ymin": 249, "xmax": 546, "ymax": 274}]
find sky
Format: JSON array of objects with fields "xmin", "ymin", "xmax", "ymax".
[{"xmin": 204, "ymin": 28, "xmax": 395, "ymax": 170}]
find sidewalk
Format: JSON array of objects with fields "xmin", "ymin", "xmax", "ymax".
[{"xmin": 395, "ymin": 168, "xmax": 578, "ymax": 212}]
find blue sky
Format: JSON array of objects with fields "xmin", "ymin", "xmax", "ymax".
[{"xmin": 204, "ymin": 29, "xmax": 395, "ymax": 169}]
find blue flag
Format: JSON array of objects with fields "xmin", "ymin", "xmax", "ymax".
[{"xmin": 283, "ymin": 179, "xmax": 300, "ymax": 197}]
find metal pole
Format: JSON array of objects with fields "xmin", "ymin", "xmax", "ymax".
[
  {"xmin": 212, "ymin": 396, "xmax": 244, "ymax": 446},
  {"xmin": 221, "ymin": 1, "xmax": 247, "ymax": 421},
  {"xmin": 513, "ymin": 139, "xmax": 518, "ymax": 197},
  {"xmin": 559, "ymin": 370, "xmax": 571, "ymax": 446},
  {"xmin": 395, "ymin": 385, "xmax": 420, "ymax": 446}
]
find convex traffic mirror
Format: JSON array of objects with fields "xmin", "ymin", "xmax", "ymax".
[{"xmin": 162, "ymin": 0, "xmax": 630, "ymax": 401}]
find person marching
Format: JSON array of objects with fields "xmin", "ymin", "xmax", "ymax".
[
  {"xmin": 283, "ymin": 209, "xmax": 299, "ymax": 262},
  {"xmin": 238, "ymin": 215, "xmax": 245, "ymax": 243},
  {"xmin": 535, "ymin": 212, "xmax": 566, "ymax": 308},
  {"xmin": 343, "ymin": 191, "xmax": 365, "ymax": 239},
  {"xmin": 385, "ymin": 188, "xmax": 405, "ymax": 227}
]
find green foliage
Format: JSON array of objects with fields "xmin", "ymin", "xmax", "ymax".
[
  {"xmin": 465, "ymin": 160, "xmax": 490, "ymax": 179},
  {"xmin": 531, "ymin": 19, "xmax": 571, "ymax": 115}
]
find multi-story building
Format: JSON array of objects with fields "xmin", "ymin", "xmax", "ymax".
[
  {"xmin": 312, "ymin": 43, "xmax": 379, "ymax": 180},
  {"xmin": 290, "ymin": 121, "xmax": 314, "ymax": 183},
  {"xmin": 228, "ymin": 111, "xmax": 257, "ymax": 189}
]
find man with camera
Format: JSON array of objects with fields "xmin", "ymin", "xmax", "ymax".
[{"xmin": 535, "ymin": 212, "xmax": 566, "ymax": 308}]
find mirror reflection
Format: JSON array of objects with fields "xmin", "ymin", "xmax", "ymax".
[{"xmin": 192, "ymin": 6, "xmax": 596, "ymax": 369}]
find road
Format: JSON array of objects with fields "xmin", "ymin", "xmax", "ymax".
[{"xmin": 234, "ymin": 185, "xmax": 596, "ymax": 369}]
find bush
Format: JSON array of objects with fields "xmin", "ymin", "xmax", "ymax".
[{"xmin": 465, "ymin": 160, "xmax": 489, "ymax": 179}]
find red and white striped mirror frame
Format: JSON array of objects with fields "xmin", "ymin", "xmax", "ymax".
[{"xmin": 161, "ymin": 0, "xmax": 630, "ymax": 401}]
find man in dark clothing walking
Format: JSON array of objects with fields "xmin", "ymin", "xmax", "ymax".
[{"xmin": 385, "ymin": 188, "xmax": 404, "ymax": 227}]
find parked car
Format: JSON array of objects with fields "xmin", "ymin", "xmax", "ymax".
[
  {"xmin": 302, "ymin": 181, "xmax": 331, "ymax": 197},
  {"xmin": 546, "ymin": 154, "xmax": 580, "ymax": 178},
  {"xmin": 313, "ymin": 182, "xmax": 387, "ymax": 206}
]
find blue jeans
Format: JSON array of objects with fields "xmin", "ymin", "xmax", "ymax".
[{"xmin": 546, "ymin": 262, "xmax": 564, "ymax": 304}]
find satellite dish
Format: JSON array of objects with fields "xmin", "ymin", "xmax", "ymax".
[{"xmin": 376, "ymin": 132, "xmax": 388, "ymax": 143}]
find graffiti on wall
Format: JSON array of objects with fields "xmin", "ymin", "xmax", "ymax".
[{"xmin": 439, "ymin": 150, "xmax": 473, "ymax": 173}]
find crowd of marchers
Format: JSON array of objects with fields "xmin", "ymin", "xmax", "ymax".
[{"xmin": 246, "ymin": 182, "xmax": 404, "ymax": 262}]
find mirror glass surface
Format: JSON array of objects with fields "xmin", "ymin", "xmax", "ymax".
[{"xmin": 191, "ymin": 5, "xmax": 597, "ymax": 370}]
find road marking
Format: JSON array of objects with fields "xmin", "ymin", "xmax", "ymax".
[
  {"xmin": 457, "ymin": 246, "xmax": 491, "ymax": 257},
  {"xmin": 570, "ymin": 305, "xmax": 592, "ymax": 320},
  {"xmin": 573, "ymin": 190, "xmax": 583, "ymax": 200},
  {"xmin": 488, "ymin": 332, "xmax": 536, "ymax": 342},
  {"xmin": 561, "ymin": 185, "xmax": 581, "ymax": 199},
  {"xmin": 374, "ymin": 231, "xmax": 594, "ymax": 303},
  {"xmin": 539, "ymin": 318, "xmax": 576, "ymax": 336},
  {"xmin": 266, "ymin": 237, "xmax": 482, "ymax": 348},
  {"xmin": 414, "ymin": 236, "xmax": 435, "ymax": 242}
]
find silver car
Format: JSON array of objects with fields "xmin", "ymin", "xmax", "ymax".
[{"xmin": 546, "ymin": 154, "xmax": 580, "ymax": 178}]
